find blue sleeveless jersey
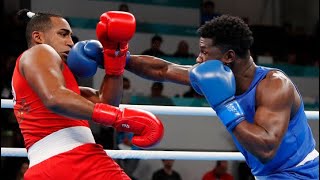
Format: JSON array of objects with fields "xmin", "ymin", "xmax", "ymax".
[{"xmin": 233, "ymin": 66, "xmax": 318, "ymax": 177}]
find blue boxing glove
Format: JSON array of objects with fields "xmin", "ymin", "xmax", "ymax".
[
  {"xmin": 189, "ymin": 60, "xmax": 245, "ymax": 132},
  {"xmin": 67, "ymin": 40, "xmax": 104, "ymax": 78}
]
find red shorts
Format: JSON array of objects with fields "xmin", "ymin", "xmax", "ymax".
[{"xmin": 24, "ymin": 143, "xmax": 130, "ymax": 180}]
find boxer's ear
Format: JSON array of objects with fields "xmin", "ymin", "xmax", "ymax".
[
  {"xmin": 222, "ymin": 49, "xmax": 236, "ymax": 64},
  {"xmin": 32, "ymin": 31, "xmax": 45, "ymax": 44}
]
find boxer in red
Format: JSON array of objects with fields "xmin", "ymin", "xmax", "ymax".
[{"xmin": 12, "ymin": 9, "xmax": 164, "ymax": 180}]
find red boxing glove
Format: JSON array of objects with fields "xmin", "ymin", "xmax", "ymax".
[
  {"xmin": 96, "ymin": 11, "xmax": 136, "ymax": 75},
  {"xmin": 92, "ymin": 103, "xmax": 164, "ymax": 148}
]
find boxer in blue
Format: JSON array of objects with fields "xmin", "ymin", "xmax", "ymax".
[
  {"xmin": 72, "ymin": 14, "xmax": 318, "ymax": 179},
  {"xmin": 124, "ymin": 15, "xmax": 319, "ymax": 179}
]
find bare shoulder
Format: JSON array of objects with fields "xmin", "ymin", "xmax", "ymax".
[
  {"xmin": 19, "ymin": 44, "xmax": 63, "ymax": 76},
  {"xmin": 259, "ymin": 70, "xmax": 293, "ymax": 90},
  {"xmin": 256, "ymin": 70, "xmax": 295, "ymax": 107},
  {"xmin": 21, "ymin": 44, "xmax": 62, "ymax": 65}
]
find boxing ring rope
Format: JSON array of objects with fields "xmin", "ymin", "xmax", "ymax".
[
  {"xmin": 1, "ymin": 99, "xmax": 319, "ymax": 160},
  {"xmin": 1, "ymin": 99, "xmax": 319, "ymax": 120},
  {"xmin": 1, "ymin": 148, "xmax": 245, "ymax": 160}
]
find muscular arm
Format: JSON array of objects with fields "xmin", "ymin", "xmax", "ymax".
[
  {"xmin": 80, "ymin": 55, "xmax": 192, "ymax": 104},
  {"xmin": 233, "ymin": 72, "xmax": 295, "ymax": 163},
  {"xmin": 126, "ymin": 55, "xmax": 191, "ymax": 85},
  {"xmin": 20, "ymin": 44, "xmax": 96, "ymax": 120},
  {"xmin": 79, "ymin": 75, "xmax": 123, "ymax": 106}
]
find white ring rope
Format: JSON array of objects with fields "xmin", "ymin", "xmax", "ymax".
[
  {"xmin": 1, "ymin": 98, "xmax": 318, "ymax": 160},
  {"xmin": 1, "ymin": 99, "xmax": 319, "ymax": 120},
  {"xmin": 1, "ymin": 147, "xmax": 245, "ymax": 160}
]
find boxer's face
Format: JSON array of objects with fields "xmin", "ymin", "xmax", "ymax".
[
  {"xmin": 197, "ymin": 37, "xmax": 223, "ymax": 64},
  {"xmin": 196, "ymin": 37, "xmax": 236, "ymax": 66},
  {"xmin": 43, "ymin": 17, "xmax": 74, "ymax": 61}
]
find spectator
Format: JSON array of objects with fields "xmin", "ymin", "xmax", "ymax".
[
  {"xmin": 183, "ymin": 86, "xmax": 203, "ymax": 98},
  {"xmin": 172, "ymin": 40, "xmax": 195, "ymax": 58},
  {"xmin": 118, "ymin": 3, "xmax": 130, "ymax": 12},
  {"xmin": 200, "ymin": 1, "xmax": 221, "ymax": 25},
  {"xmin": 238, "ymin": 162, "xmax": 254, "ymax": 180},
  {"xmin": 152, "ymin": 159, "xmax": 182, "ymax": 180},
  {"xmin": 149, "ymin": 82, "xmax": 174, "ymax": 105},
  {"xmin": 141, "ymin": 35, "xmax": 167, "ymax": 57},
  {"xmin": 202, "ymin": 161, "xmax": 234, "ymax": 180}
]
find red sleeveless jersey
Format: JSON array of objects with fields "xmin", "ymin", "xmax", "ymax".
[{"xmin": 12, "ymin": 54, "xmax": 89, "ymax": 149}]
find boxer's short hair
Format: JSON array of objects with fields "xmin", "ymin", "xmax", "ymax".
[{"xmin": 197, "ymin": 15, "xmax": 254, "ymax": 58}]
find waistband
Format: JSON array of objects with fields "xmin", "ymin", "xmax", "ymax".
[
  {"xmin": 255, "ymin": 149, "xmax": 319, "ymax": 180},
  {"xmin": 28, "ymin": 126, "xmax": 95, "ymax": 167}
]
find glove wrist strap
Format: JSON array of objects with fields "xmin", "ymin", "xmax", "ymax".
[
  {"xmin": 215, "ymin": 98, "xmax": 245, "ymax": 132},
  {"xmin": 103, "ymin": 53, "xmax": 126, "ymax": 75},
  {"xmin": 92, "ymin": 103, "xmax": 120, "ymax": 126}
]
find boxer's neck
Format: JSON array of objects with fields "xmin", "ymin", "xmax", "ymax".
[{"xmin": 234, "ymin": 56, "xmax": 256, "ymax": 95}]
